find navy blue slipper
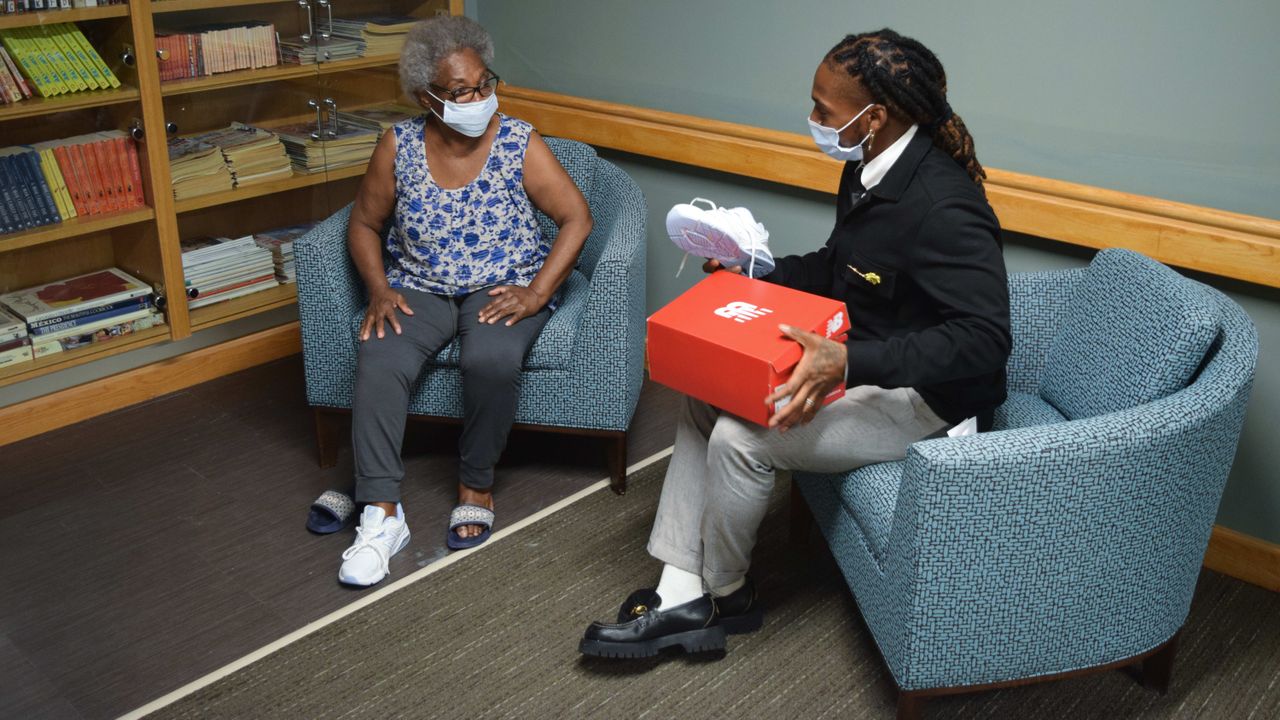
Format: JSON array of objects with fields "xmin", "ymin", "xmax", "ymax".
[
  {"xmin": 307, "ymin": 490, "xmax": 356, "ymax": 534},
  {"xmin": 446, "ymin": 503, "xmax": 494, "ymax": 550}
]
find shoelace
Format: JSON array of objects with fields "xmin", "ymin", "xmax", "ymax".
[
  {"xmin": 342, "ymin": 523, "xmax": 394, "ymax": 574},
  {"xmin": 674, "ymin": 199, "xmax": 765, "ymax": 279}
]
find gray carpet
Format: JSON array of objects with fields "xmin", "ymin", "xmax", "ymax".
[{"xmin": 148, "ymin": 459, "xmax": 1280, "ymax": 719}]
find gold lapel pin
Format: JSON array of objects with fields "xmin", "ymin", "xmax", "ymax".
[{"xmin": 847, "ymin": 264, "xmax": 882, "ymax": 286}]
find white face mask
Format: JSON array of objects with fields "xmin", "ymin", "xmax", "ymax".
[
  {"xmin": 427, "ymin": 90, "xmax": 499, "ymax": 137},
  {"xmin": 808, "ymin": 103, "xmax": 874, "ymax": 162}
]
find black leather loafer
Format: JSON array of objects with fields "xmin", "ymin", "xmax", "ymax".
[
  {"xmin": 713, "ymin": 576, "xmax": 764, "ymax": 635},
  {"xmin": 580, "ymin": 593, "xmax": 725, "ymax": 659},
  {"xmin": 615, "ymin": 578, "xmax": 764, "ymax": 636}
]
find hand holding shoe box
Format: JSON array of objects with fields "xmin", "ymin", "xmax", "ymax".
[{"xmin": 647, "ymin": 271, "xmax": 850, "ymax": 426}]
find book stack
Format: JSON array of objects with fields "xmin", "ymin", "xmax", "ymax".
[
  {"xmin": 0, "ymin": 305, "xmax": 31, "ymax": 370},
  {"xmin": 328, "ymin": 16, "xmax": 416, "ymax": 57},
  {"xmin": 0, "ymin": 267, "xmax": 162, "ymax": 360},
  {"xmin": 168, "ymin": 136, "xmax": 234, "ymax": 201},
  {"xmin": 333, "ymin": 103, "xmax": 418, "ymax": 133},
  {"xmin": 253, "ymin": 223, "xmax": 315, "ymax": 284},
  {"xmin": 181, "ymin": 235, "xmax": 277, "ymax": 309},
  {"xmin": 0, "ymin": 131, "xmax": 145, "ymax": 235},
  {"xmin": 190, "ymin": 123, "xmax": 292, "ymax": 189},
  {"xmin": 278, "ymin": 33, "xmax": 363, "ymax": 65},
  {"xmin": 273, "ymin": 119, "xmax": 378, "ymax": 173},
  {"xmin": 0, "ymin": 23, "xmax": 121, "ymax": 100},
  {"xmin": 155, "ymin": 22, "xmax": 279, "ymax": 82}
]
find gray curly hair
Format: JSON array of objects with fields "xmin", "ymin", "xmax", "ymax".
[{"xmin": 399, "ymin": 16, "xmax": 495, "ymax": 100}]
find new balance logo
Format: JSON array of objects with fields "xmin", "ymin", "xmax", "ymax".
[{"xmin": 715, "ymin": 301, "xmax": 773, "ymax": 323}]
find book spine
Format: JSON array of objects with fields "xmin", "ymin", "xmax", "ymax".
[
  {"xmin": 56, "ymin": 24, "xmax": 104, "ymax": 90},
  {"xmin": 0, "ymin": 32, "xmax": 51, "ymax": 97},
  {"xmin": 71, "ymin": 142, "xmax": 101, "ymax": 215},
  {"xmin": 0, "ymin": 46, "xmax": 33, "ymax": 99},
  {"xmin": 0, "ymin": 55, "xmax": 21, "ymax": 103},
  {"xmin": 90, "ymin": 139, "xmax": 118, "ymax": 212},
  {"xmin": 52, "ymin": 144, "xmax": 86, "ymax": 217},
  {"xmin": 0, "ymin": 156, "xmax": 18, "ymax": 234},
  {"xmin": 20, "ymin": 151, "xmax": 58, "ymax": 226},
  {"xmin": 27, "ymin": 294, "xmax": 149, "ymax": 329},
  {"xmin": 123, "ymin": 137, "xmax": 144, "ymax": 207},
  {"xmin": 44, "ymin": 148, "xmax": 76, "ymax": 219},
  {"xmin": 30, "ymin": 299, "xmax": 153, "ymax": 336},
  {"xmin": 0, "ymin": 343, "xmax": 34, "ymax": 368},
  {"xmin": 24, "ymin": 26, "xmax": 82, "ymax": 93},
  {"xmin": 32, "ymin": 149, "xmax": 68, "ymax": 221},
  {"xmin": 43, "ymin": 24, "xmax": 90, "ymax": 92},
  {"xmin": 5, "ymin": 154, "xmax": 38, "ymax": 228},
  {"xmin": 0, "ymin": 328, "xmax": 29, "ymax": 345},
  {"xmin": 68, "ymin": 26, "xmax": 119, "ymax": 89}
]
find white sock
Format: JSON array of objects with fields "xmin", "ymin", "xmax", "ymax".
[
  {"xmin": 712, "ymin": 577, "xmax": 745, "ymax": 598},
  {"xmin": 655, "ymin": 564, "xmax": 703, "ymax": 608}
]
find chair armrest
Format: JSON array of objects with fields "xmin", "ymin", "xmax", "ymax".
[
  {"xmin": 881, "ymin": 363, "xmax": 1254, "ymax": 687},
  {"xmin": 294, "ymin": 203, "xmax": 363, "ymax": 407},
  {"xmin": 568, "ymin": 161, "xmax": 647, "ymax": 424}
]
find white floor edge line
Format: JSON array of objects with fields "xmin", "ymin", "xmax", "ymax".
[{"xmin": 117, "ymin": 445, "xmax": 674, "ymax": 720}]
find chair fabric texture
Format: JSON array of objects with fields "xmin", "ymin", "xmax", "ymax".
[
  {"xmin": 294, "ymin": 137, "xmax": 647, "ymax": 434},
  {"xmin": 795, "ymin": 248, "xmax": 1258, "ymax": 692}
]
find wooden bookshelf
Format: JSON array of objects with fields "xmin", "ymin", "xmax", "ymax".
[
  {"xmin": 0, "ymin": 324, "xmax": 170, "ymax": 388},
  {"xmin": 0, "ymin": 0, "xmax": 456, "ymax": 404},
  {"xmin": 0, "ymin": 207, "xmax": 155, "ymax": 253},
  {"xmin": 0, "ymin": 86, "xmax": 141, "ymax": 122},
  {"xmin": 0, "ymin": 6, "xmax": 130, "ymax": 31},
  {"xmin": 151, "ymin": 0, "xmax": 298, "ymax": 13},
  {"xmin": 189, "ymin": 283, "xmax": 297, "ymax": 330},
  {"xmin": 159, "ymin": 54, "xmax": 399, "ymax": 97},
  {"xmin": 174, "ymin": 162, "xmax": 368, "ymax": 213}
]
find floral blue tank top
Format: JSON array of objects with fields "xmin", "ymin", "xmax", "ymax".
[{"xmin": 385, "ymin": 113, "xmax": 551, "ymax": 301}]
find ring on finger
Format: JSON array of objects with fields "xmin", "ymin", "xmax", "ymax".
[{"xmin": 804, "ymin": 396, "xmax": 816, "ymax": 411}]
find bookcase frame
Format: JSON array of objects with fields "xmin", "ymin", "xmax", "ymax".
[{"xmin": 0, "ymin": 0, "xmax": 460, "ymax": 388}]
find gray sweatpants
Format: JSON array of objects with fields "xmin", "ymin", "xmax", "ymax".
[
  {"xmin": 351, "ymin": 287, "xmax": 550, "ymax": 503},
  {"xmin": 647, "ymin": 386, "xmax": 947, "ymax": 589}
]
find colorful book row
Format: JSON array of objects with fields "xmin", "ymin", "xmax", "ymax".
[
  {"xmin": 156, "ymin": 22, "xmax": 278, "ymax": 82},
  {"xmin": 0, "ymin": 23, "xmax": 120, "ymax": 99},
  {"xmin": 0, "ymin": 130, "xmax": 144, "ymax": 235}
]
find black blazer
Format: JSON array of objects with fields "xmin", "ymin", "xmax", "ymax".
[{"xmin": 764, "ymin": 129, "xmax": 1011, "ymax": 427}]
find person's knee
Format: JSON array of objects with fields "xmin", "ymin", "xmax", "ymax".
[
  {"xmin": 459, "ymin": 344, "xmax": 525, "ymax": 384},
  {"xmin": 355, "ymin": 339, "xmax": 419, "ymax": 385},
  {"xmin": 706, "ymin": 415, "xmax": 769, "ymax": 474}
]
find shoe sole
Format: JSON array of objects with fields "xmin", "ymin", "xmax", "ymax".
[
  {"xmin": 337, "ymin": 528, "xmax": 411, "ymax": 587},
  {"xmin": 578, "ymin": 626, "xmax": 727, "ymax": 659},
  {"xmin": 720, "ymin": 606, "xmax": 764, "ymax": 635}
]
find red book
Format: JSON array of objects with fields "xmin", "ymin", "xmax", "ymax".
[
  {"xmin": 0, "ymin": 46, "xmax": 32, "ymax": 99},
  {"xmin": 74, "ymin": 142, "xmax": 104, "ymax": 216},
  {"xmin": 90, "ymin": 140, "xmax": 119, "ymax": 213},
  {"xmin": 53, "ymin": 144, "xmax": 88, "ymax": 217},
  {"xmin": 122, "ymin": 138, "xmax": 145, "ymax": 208},
  {"xmin": 105, "ymin": 137, "xmax": 130, "ymax": 209}
]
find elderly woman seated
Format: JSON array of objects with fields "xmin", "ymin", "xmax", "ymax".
[{"xmin": 337, "ymin": 16, "xmax": 591, "ymax": 586}]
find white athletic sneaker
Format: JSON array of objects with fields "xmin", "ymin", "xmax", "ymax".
[
  {"xmin": 338, "ymin": 504, "xmax": 410, "ymax": 587},
  {"xmin": 666, "ymin": 198, "xmax": 775, "ymax": 278}
]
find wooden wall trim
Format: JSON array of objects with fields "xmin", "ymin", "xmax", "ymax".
[
  {"xmin": 0, "ymin": 322, "xmax": 301, "ymax": 446},
  {"xmin": 501, "ymin": 85, "xmax": 1280, "ymax": 288},
  {"xmin": 1204, "ymin": 525, "xmax": 1280, "ymax": 593}
]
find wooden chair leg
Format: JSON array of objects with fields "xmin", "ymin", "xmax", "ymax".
[
  {"xmin": 1141, "ymin": 632, "xmax": 1179, "ymax": 694},
  {"xmin": 789, "ymin": 477, "xmax": 814, "ymax": 547},
  {"xmin": 608, "ymin": 432, "xmax": 627, "ymax": 495},
  {"xmin": 896, "ymin": 691, "xmax": 925, "ymax": 720},
  {"xmin": 314, "ymin": 407, "xmax": 340, "ymax": 468}
]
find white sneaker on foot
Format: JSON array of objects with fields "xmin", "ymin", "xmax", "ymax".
[
  {"xmin": 666, "ymin": 198, "xmax": 774, "ymax": 278},
  {"xmin": 338, "ymin": 504, "xmax": 410, "ymax": 587}
]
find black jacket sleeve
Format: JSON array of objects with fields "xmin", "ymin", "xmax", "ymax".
[{"xmin": 844, "ymin": 197, "xmax": 1011, "ymax": 387}]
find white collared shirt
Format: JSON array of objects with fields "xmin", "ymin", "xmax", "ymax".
[{"xmin": 859, "ymin": 123, "xmax": 919, "ymax": 191}]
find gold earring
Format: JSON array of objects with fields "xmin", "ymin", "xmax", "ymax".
[{"xmin": 867, "ymin": 131, "xmax": 875, "ymax": 153}]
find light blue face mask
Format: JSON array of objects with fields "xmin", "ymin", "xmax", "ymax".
[
  {"xmin": 807, "ymin": 103, "xmax": 874, "ymax": 162},
  {"xmin": 427, "ymin": 91, "xmax": 499, "ymax": 137}
]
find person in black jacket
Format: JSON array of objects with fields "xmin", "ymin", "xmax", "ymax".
[{"xmin": 579, "ymin": 29, "xmax": 1011, "ymax": 660}]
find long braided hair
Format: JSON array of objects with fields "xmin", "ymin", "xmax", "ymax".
[{"xmin": 827, "ymin": 29, "xmax": 986, "ymax": 191}]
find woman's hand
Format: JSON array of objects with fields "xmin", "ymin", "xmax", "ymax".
[
  {"xmin": 359, "ymin": 286, "xmax": 414, "ymax": 341},
  {"xmin": 478, "ymin": 285, "xmax": 545, "ymax": 326},
  {"xmin": 702, "ymin": 258, "xmax": 744, "ymax": 274},
  {"xmin": 763, "ymin": 324, "xmax": 847, "ymax": 432}
]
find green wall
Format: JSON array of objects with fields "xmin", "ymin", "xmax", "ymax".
[{"xmin": 473, "ymin": 0, "xmax": 1280, "ymax": 544}]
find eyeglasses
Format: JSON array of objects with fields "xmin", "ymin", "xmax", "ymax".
[{"xmin": 429, "ymin": 74, "xmax": 500, "ymax": 103}]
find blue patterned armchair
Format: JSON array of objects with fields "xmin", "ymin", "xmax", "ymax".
[
  {"xmin": 294, "ymin": 138, "xmax": 647, "ymax": 493},
  {"xmin": 793, "ymin": 248, "xmax": 1258, "ymax": 718}
]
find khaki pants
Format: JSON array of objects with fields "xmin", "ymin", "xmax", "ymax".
[{"xmin": 647, "ymin": 386, "xmax": 947, "ymax": 588}]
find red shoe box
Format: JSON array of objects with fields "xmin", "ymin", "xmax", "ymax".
[{"xmin": 647, "ymin": 271, "xmax": 850, "ymax": 426}]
